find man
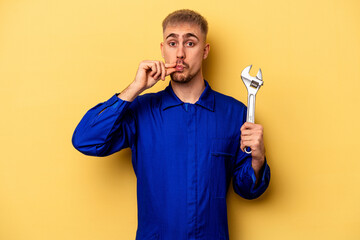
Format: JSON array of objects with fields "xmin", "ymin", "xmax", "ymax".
[{"xmin": 72, "ymin": 9, "xmax": 270, "ymax": 240}]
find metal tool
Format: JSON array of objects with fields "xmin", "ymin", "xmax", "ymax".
[{"xmin": 241, "ymin": 65, "xmax": 264, "ymax": 154}]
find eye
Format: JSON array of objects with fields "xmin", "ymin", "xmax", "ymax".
[
  {"xmin": 169, "ymin": 41, "xmax": 176, "ymax": 47},
  {"xmin": 186, "ymin": 41, "xmax": 195, "ymax": 47}
]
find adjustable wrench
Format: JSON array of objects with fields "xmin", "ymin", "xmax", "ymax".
[{"xmin": 241, "ymin": 65, "xmax": 263, "ymax": 154}]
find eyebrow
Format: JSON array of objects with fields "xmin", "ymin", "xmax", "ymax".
[{"xmin": 166, "ymin": 33, "xmax": 199, "ymax": 41}]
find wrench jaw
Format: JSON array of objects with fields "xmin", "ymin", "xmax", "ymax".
[
  {"xmin": 256, "ymin": 68, "xmax": 263, "ymax": 81},
  {"xmin": 241, "ymin": 65, "xmax": 264, "ymax": 101},
  {"xmin": 241, "ymin": 65, "xmax": 253, "ymax": 79},
  {"xmin": 241, "ymin": 67, "xmax": 264, "ymax": 117}
]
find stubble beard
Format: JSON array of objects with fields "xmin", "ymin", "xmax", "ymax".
[{"xmin": 170, "ymin": 69, "xmax": 198, "ymax": 84}]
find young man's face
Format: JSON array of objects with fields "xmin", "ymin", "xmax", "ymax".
[{"xmin": 161, "ymin": 23, "xmax": 210, "ymax": 83}]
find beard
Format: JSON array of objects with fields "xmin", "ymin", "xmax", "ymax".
[
  {"xmin": 170, "ymin": 69, "xmax": 199, "ymax": 84},
  {"xmin": 170, "ymin": 72, "xmax": 193, "ymax": 83}
]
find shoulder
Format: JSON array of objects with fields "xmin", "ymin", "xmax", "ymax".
[
  {"xmin": 138, "ymin": 88, "xmax": 166, "ymax": 103},
  {"xmin": 213, "ymin": 90, "xmax": 247, "ymax": 111},
  {"xmin": 129, "ymin": 89, "xmax": 165, "ymax": 111}
]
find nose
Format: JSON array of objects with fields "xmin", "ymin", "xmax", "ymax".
[{"xmin": 176, "ymin": 44, "xmax": 185, "ymax": 60}]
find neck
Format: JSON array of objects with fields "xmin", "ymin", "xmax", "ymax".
[{"xmin": 171, "ymin": 74, "xmax": 206, "ymax": 104}]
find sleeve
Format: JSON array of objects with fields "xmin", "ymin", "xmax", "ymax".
[
  {"xmin": 232, "ymin": 152, "xmax": 270, "ymax": 199},
  {"xmin": 232, "ymin": 105, "xmax": 271, "ymax": 199},
  {"xmin": 71, "ymin": 93, "xmax": 137, "ymax": 157}
]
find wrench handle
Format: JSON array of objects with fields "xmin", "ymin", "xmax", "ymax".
[
  {"xmin": 244, "ymin": 93, "xmax": 256, "ymax": 154},
  {"xmin": 244, "ymin": 146, "xmax": 252, "ymax": 154},
  {"xmin": 247, "ymin": 93, "xmax": 256, "ymax": 123}
]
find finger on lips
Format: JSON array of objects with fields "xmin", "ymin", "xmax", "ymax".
[
  {"xmin": 146, "ymin": 61, "xmax": 178, "ymax": 79},
  {"xmin": 165, "ymin": 62, "xmax": 176, "ymax": 75},
  {"xmin": 165, "ymin": 62, "xmax": 176, "ymax": 68},
  {"xmin": 165, "ymin": 67, "xmax": 176, "ymax": 76}
]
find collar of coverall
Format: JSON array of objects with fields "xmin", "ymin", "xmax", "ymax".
[{"xmin": 161, "ymin": 79, "xmax": 215, "ymax": 112}]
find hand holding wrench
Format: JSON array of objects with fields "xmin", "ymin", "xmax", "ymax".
[{"xmin": 241, "ymin": 65, "xmax": 263, "ymax": 154}]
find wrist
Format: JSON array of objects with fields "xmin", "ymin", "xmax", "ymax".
[
  {"xmin": 118, "ymin": 82, "xmax": 144, "ymax": 102},
  {"xmin": 252, "ymin": 155, "xmax": 265, "ymax": 172},
  {"xmin": 128, "ymin": 81, "xmax": 146, "ymax": 95}
]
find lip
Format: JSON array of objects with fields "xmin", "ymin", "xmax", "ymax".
[
  {"xmin": 175, "ymin": 60, "xmax": 186, "ymax": 72},
  {"xmin": 176, "ymin": 65, "xmax": 184, "ymax": 71}
]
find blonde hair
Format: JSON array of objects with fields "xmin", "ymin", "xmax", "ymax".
[{"xmin": 162, "ymin": 9, "xmax": 208, "ymax": 37}]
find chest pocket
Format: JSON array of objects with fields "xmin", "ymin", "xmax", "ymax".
[{"xmin": 210, "ymin": 138, "xmax": 238, "ymax": 198}]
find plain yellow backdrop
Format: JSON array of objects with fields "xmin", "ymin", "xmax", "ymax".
[{"xmin": 1, "ymin": 0, "xmax": 359, "ymax": 239}]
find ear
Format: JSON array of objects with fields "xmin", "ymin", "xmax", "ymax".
[
  {"xmin": 203, "ymin": 43, "xmax": 210, "ymax": 59},
  {"xmin": 160, "ymin": 42, "xmax": 164, "ymax": 58}
]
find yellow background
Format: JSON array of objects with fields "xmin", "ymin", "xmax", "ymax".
[{"xmin": 1, "ymin": 0, "xmax": 359, "ymax": 239}]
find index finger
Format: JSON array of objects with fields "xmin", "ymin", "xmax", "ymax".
[
  {"xmin": 240, "ymin": 122, "xmax": 254, "ymax": 132},
  {"xmin": 165, "ymin": 67, "xmax": 176, "ymax": 76},
  {"xmin": 165, "ymin": 62, "xmax": 176, "ymax": 68}
]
